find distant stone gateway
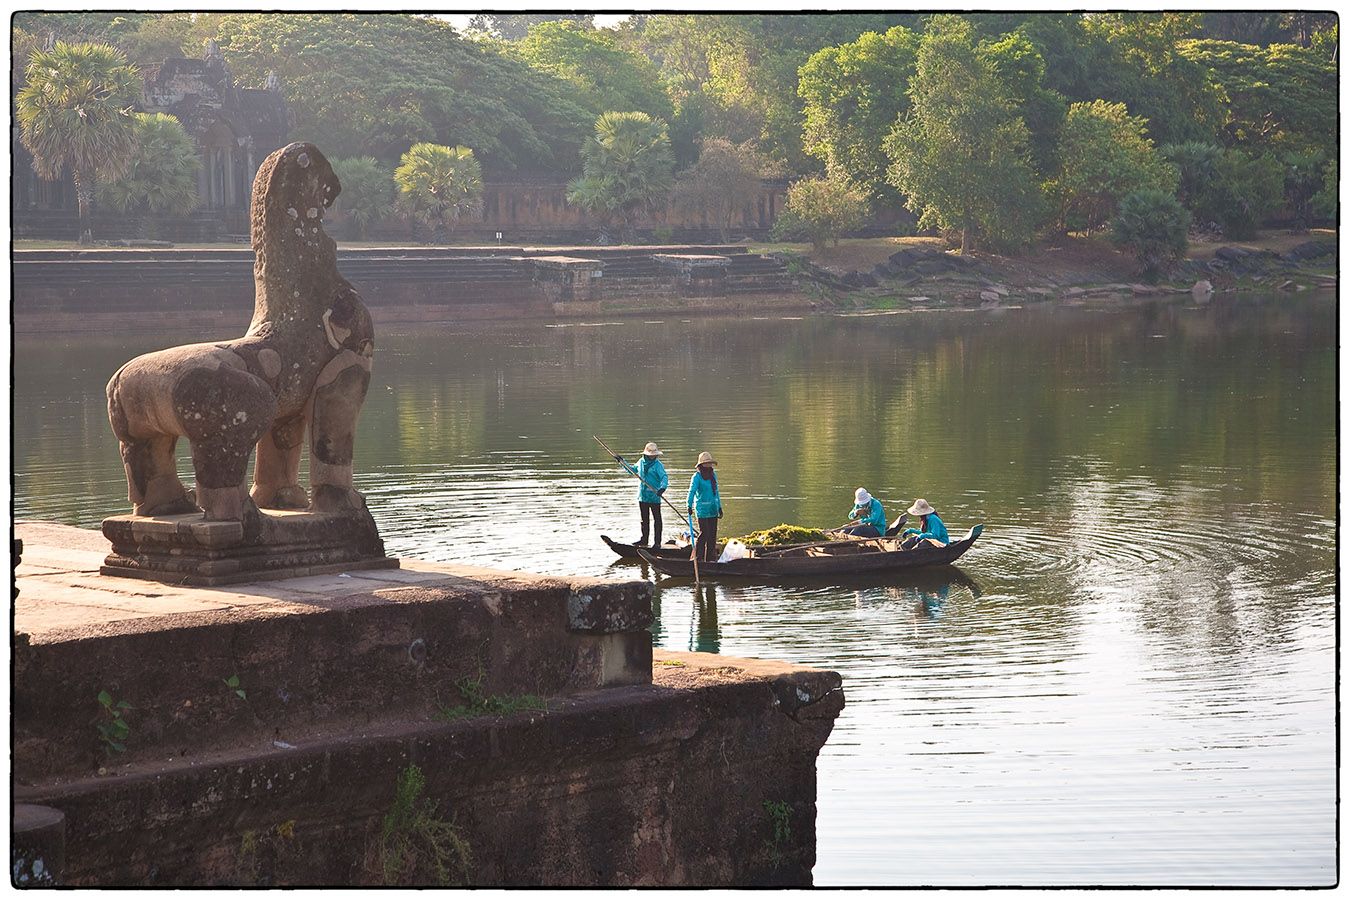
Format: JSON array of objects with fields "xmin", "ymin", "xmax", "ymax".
[{"xmin": 101, "ymin": 142, "xmax": 395, "ymax": 585}]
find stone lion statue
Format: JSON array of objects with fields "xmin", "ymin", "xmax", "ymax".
[{"xmin": 106, "ymin": 142, "xmax": 375, "ymax": 522}]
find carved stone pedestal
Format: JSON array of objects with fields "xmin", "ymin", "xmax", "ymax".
[{"xmin": 100, "ymin": 507, "xmax": 398, "ymax": 586}]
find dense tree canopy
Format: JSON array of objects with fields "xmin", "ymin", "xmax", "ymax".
[
  {"xmin": 465, "ymin": 14, "xmax": 594, "ymax": 41},
  {"xmin": 210, "ymin": 14, "xmax": 595, "ymax": 175},
  {"xmin": 621, "ymin": 14, "xmax": 913, "ymax": 172},
  {"xmin": 1178, "ymin": 39, "xmax": 1337, "ymax": 158},
  {"xmin": 509, "ymin": 21, "xmax": 672, "ymax": 123},
  {"xmin": 798, "ymin": 25, "xmax": 919, "ymax": 203},
  {"xmin": 12, "ymin": 11, "xmax": 1339, "ymax": 243}
]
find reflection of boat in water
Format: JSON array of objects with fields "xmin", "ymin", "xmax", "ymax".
[
  {"xmin": 649, "ymin": 563, "xmax": 982, "ymax": 599},
  {"xmin": 636, "ymin": 526, "xmax": 982, "ymax": 580}
]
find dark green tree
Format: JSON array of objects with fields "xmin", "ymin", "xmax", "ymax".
[
  {"xmin": 978, "ymin": 32, "xmax": 1068, "ymax": 176},
  {"xmin": 884, "ymin": 16, "xmax": 1043, "ymax": 253},
  {"xmin": 673, "ymin": 138, "xmax": 769, "ymax": 241},
  {"xmin": 1162, "ymin": 141, "xmax": 1222, "ymax": 214},
  {"xmin": 1211, "ymin": 150, "xmax": 1284, "ymax": 238},
  {"xmin": 1048, "ymin": 100, "xmax": 1177, "ymax": 234},
  {"xmin": 798, "ymin": 25, "xmax": 920, "ymax": 204}
]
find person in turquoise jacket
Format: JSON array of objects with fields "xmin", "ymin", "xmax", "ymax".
[
  {"xmin": 902, "ymin": 498, "xmax": 949, "ymax": 547},
  {"xmin": 686, "ymin": 451, "xmax": 722, "ymax": 562},
  {"xmin": 842, "ymin": 487, "xmax": 885, "ymax": 537},
  {"xmin": 633, "ymin": 442, "xmax": 668, "ymax": 547}
]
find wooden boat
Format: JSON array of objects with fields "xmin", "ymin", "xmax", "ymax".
[
  {"xmin": 603, "ymin": 515, "xmax": 906, "ymax": 562},
  {"xmin": 601, "ymin": 534, "xmax": 707, "ymax": 560},
  {"xmin": 634, "ymin": 525, "xmax": 983, "ymax": 579}
]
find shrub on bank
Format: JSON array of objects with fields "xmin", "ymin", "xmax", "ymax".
[
  {"xmin": 771, "ymin": 174, "xmax": 868, "ymax": 253},
  {"xmin": 1111, "ymin": 189, "xmax": 1190, "ymax": 281}
]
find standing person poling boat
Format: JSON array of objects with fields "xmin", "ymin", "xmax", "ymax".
[
  {"xmin": 901, "ymin": 498, "xmax": 949, "ymax": 548},
  {"xmin": 686, "ymin": 451, "xmax": 723, "ymax": 562},
  {"xmin": 841, "ymin": 487, "xmax": 885, "ymax": 537},
  {"xmin": 632, "ymin": 441, "xmax": 668, "ymax": 547}
]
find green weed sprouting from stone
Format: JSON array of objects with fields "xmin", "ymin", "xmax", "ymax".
[
  {"xmin": 224, "ymin": 674, "xmax": 247, "ymax": 700},
  {"xmin": 236, "ymin": 819, "xmax": 299, "ymax": 885},
  {"xmin": 95, "ymin": 689, "xmax": 132, "ymax": 753},
  {"xmin": 763, "ymin": 799, "xmax": 792, "ymax": 868},
  {"xmin": 437, "ymin": 668, "xmax": 547, "ymax": 722},
  {"xmin": 367, "ymin": 764, "xmax": 473, "ymax": 886}
]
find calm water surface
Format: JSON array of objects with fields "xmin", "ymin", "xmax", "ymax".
[{"xmin": 14, "ymin": 294, "xmax": 1336, "ymax": 886}]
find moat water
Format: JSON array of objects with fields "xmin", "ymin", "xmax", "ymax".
[{"xmin": 14, "ymin": 293, "xmax": 1336, "ymax": 886}]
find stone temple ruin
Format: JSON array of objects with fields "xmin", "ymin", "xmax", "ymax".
[{"xmin": 101, "ymin": 141, "xmax": 394, "ymax": 585}]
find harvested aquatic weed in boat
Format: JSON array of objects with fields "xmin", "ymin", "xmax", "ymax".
[{"xmin": 739, "ymin": 524, "xmax": 827, "ymax": 546}]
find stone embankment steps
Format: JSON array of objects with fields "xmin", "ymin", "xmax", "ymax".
[
  {"xmin": 14, "ymin": 244, "xmax": 802, "ymax": 329},
  {"xmin": 13, "ymin": 522, "xmax": 842, "ymax": 885}
]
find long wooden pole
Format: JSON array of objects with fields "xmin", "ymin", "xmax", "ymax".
[{"xmin": 593, "ymin": 435, "xmax": 700, "ymax": 584}]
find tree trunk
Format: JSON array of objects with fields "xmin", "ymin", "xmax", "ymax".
[
  {"xmin": 72, "ymin": 169, "xmax": 94, "ymax": 246},
  {"xmin": 960, "ymin": 226, "xmax": 972, "ymax": 254}
]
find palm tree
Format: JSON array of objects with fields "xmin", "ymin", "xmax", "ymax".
[
  {"xmin": 331, "ymin": 156, "xmax": 394, "ymax": 241},
  {"xmin": 393, "ymin": 143, "xmax": 484, "ymax": 243},
  {"xmin": 97, "ymin": 113, "xmax": 200, "ymax": 227},
  {"xmin": 567, "ymin": 110, "xmax": 674, "ymax": 241},
  {"xmin": 17, "ymin": 41, "xmax": 141, "ymax": 245}
]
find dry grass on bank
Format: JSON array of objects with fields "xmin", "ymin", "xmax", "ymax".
[
  {"xmin": 747, "ymin": 236, "xmax": 947, "ymax": 271},
  {"xmin": 1184, "ymin": 227, "xmax": 1334, "ymax": 260}
]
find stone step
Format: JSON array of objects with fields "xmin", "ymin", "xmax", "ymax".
[
  {"xmin": 14, "ymin": 523, "xmax": 653, "ymax": 781},
  {"xmin": 17, "ymin": 649, "xmax": 841, "ymax": 886}
]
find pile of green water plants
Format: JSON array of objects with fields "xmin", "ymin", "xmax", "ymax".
[{"xmin": 739, "ymin": 524, "xmax": 827, "ymax": 547}]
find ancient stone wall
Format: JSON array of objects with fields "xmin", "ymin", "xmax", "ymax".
[
  {"xmin": 12, "ymin": 246, "xmax": 806, "ymax": 332},
  {"xmin": 360, "ymin": 179, "xmax": 790, "ymax": 244}
]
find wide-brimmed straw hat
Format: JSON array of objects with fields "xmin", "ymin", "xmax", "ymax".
[
  {"xmin": 696, "ymin": 451, "xmax": 717, "ymax": 466},
  {"xmin": 643, "ymin": 442, "xmax": 662, "ymax": 456},
  {"xmin": 855, "ymin": 488, "xmax": 872, "ymax": 505},
  {"xmin": 908, "ymin": 498, "xmax": 935, "ymax": 516}
]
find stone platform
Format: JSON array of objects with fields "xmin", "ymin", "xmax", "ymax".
[
  {"xmin": 13, "ymin": 522, "xmax": 844, "ymax": 886},
  {"xmin": 101, "ymin": 507, "xmax": 396, "ymax": 586}
]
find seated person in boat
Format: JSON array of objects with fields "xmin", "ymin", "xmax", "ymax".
[
  {"xmin": 901, "ymin": 498, "xmax": 949, "ymax": 548},
  {"xmin": 842, "ymin": 488, "xmax": 885, "ymax": 537},
  {"xmin": 686, "ymin": 451, "xmax": 723, "ymax": 562},
  {"xmin": 627, "ymin": 441, "xmax": 668, "ymax": 547}
]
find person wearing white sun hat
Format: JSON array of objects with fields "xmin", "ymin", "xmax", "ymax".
[
  {"xmin": 686, "ymin": 451, "xmax": 722, "ymax": 562},
  {"xmin": 841, "ymin": 487, "xmax": 885, "ymax": 537},
  {"xmin": 630, "ymin": 441, "xmax": 668, "ymax": 547},
  {"xmin": 901, "ymin": 498, "xmax": 949, "ymax": 548}
]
